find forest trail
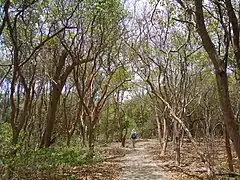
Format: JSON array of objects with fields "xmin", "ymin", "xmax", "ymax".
[{"xmin": 115, "ymin": 139, "xmax": 173, "ymax": 180}]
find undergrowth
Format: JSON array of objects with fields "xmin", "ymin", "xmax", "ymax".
[{"xmin": 3, "ymin": 147, "xmax": 103, "ymax": 170}]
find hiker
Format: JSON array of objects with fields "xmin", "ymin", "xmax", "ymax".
[{"xmin": 131, "ymin": 129, "xmax": 137, "ymax": 148}]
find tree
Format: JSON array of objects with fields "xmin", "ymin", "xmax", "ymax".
[
  {"xmin": 0, "ymin": 0, "xmax": 74, "ymax": 147},
  {"xmin": 178, "ymin": 0, "xmax": 240, "ymax": 161},
  {"xmin": 126, "ymin": 1, "xmax": 207, "ymax": 166}
]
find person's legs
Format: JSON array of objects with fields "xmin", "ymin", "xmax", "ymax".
[{"xmin": 132, "ymin": 139, "xmax": 136, "ymax": 148}]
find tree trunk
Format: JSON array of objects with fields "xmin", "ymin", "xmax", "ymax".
[
  {"xmin": 155, "ymin": 105, "xmax": 162, "ymax": 146},
  {"xmin": 180, "ymin": 129, "xmax": 184, "ymax": 147},
  {"xmin": 87, "ymin": 116, "xmax": 94, "ymax": 159},
  {"xmin": 105, "ymin": 103, "xmax": 109, "ymax": 143},
  {"xmin": 65, "ymin": 100, "xmax": 79, "ymax": 146},
  {"xmin": 173, "ymin": 122, "xmax": 180, "ymax": 166},
  {"xmin": 160, "ymin": 117, "xmax": 168, "ymax": 156},
  {"xmin": 11, "ymin": 88, "xmax": 31, "ymax": 147},
  {"xmin": 10, "ymin": 71, "xmax": 20, "ymax": 146},
  {"xmin": 175, "ymin": 136, "xmax": 180, "ymax": 166},
  {"xmin": 67, "ymin": 135, "xmax": 71, "ymax": 146},
  {"xmin": 38, "ymin": 91, "xmax": 44, "ymax": 145},
  {"xmin": 44, "ymin": 89, "xmax": 61, "ymax": 148},
  {"xmin": 216, "ymin": 72, "xmax": 240, "ymax": 160},
  {"xmin": 44, "ymin": 50, "xmax": 71, "ymax": 148},
  {"xmin": 224, "ymin": 125, "xmax": 234, "ymax": 172},
  {"xmin": 80, "ymin": 113, "xmax": 87, "ymax": 147},
  {"xmin": 121, "ymin": 128, "xmax": 127, "ymax": 147},
  {"xmin": 194, "ymin": 0, "xmax": 240, "ymax": 161}
]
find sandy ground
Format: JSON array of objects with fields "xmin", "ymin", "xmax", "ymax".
[{"xmin": 115, "ymin": 139, "xmax": 173, "ymax": 180}]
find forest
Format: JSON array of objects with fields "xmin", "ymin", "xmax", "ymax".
[{"xmin": 0, "ymin": 0, "xmax": 240, "ymax": 179}]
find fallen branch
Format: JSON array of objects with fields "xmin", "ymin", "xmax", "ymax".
[
  {"xmin": 104, "ymin": 154, "xmax": 126, "ymax": 161},
  {"xmin": 162, "ymin": 164, "xmax": 203, "ymax": 180},
  {"xmin": 192, "ymin": 168, "xmax": 240, "ymax": 177},
  {"xmin": 216, "ymin": 172, "xmax": 240, "ymax": 178}
]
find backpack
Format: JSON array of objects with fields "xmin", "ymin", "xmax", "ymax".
[{"xmin": 131, "ymin": 132, "xmax": 137, "ymax": 139}]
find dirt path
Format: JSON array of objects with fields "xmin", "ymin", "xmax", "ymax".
[{"xmin": 115, "ymin": 139, "xmax": 173, "ymax": 180}]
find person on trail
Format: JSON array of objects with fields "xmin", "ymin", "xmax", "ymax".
[{"xmin": 131, "ymin": 129, "xmax": 137, "ymax": 148}]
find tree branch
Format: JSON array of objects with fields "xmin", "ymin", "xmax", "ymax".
[
  {"xmin": 0, "ymin": 0, "xmax": 10, "ymax": 36},
  {"xmin": 194, "ymin": 0, "xmax": 221, "ymax": 72},
  {"xmin": 225, "ymin": 0, "xmax": 240, "ymax": 69}
]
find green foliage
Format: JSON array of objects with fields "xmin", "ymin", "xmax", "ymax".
[
  {"xmin": 0, "ymin": 123, "xmax": 14, "ymax": 163},
  {"xmin": 122, "ymin": 95, "xmax": 155, "ymax": 138},
  {"xmin": 0, "ymin": 123, "xmax": 103, "ymax": 177},
  {"xmin": 3, "ymin": 146, "xmax": 103, "ymax": 170},
  {"xmin": 220, "ymin": 176, "xmax": 240, "ymax": 180},
  {"xmin": 112, "ymin": 67, "xmax": 130, "ymax": 89}
]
